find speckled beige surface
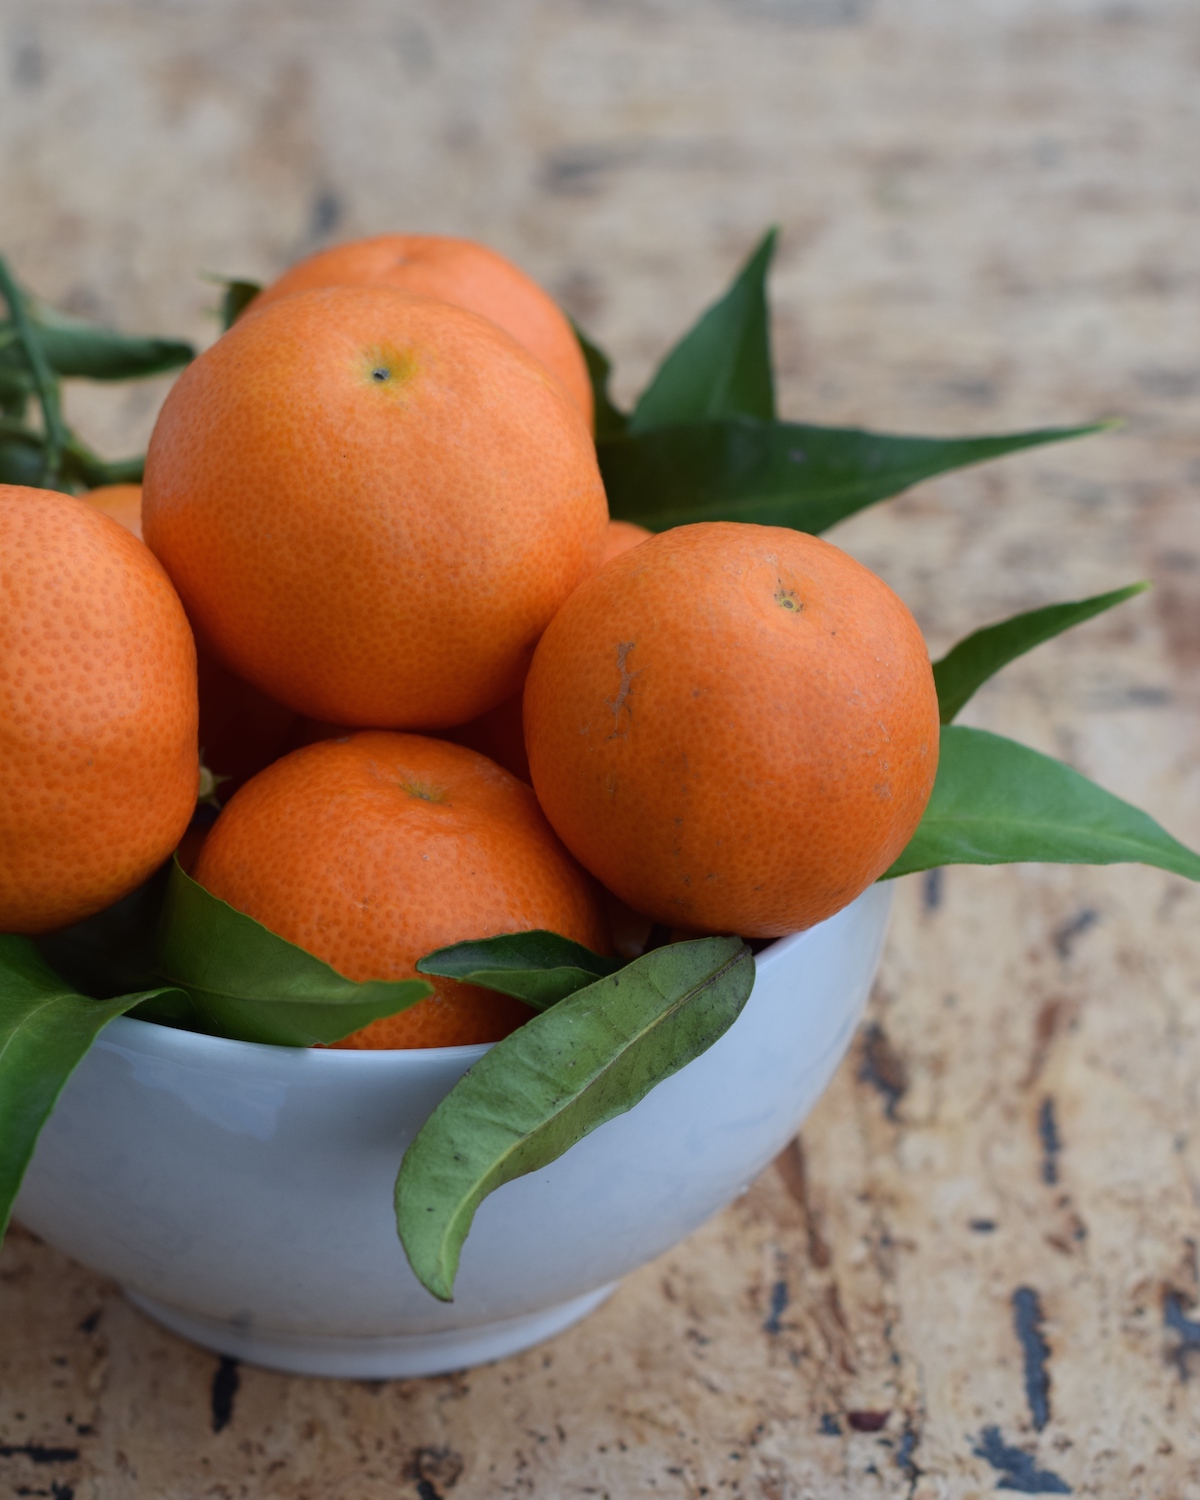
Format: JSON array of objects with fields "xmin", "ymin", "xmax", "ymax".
[{"xmin": 3, "ymin": 2, "xmax": 1200, "ymax": 1495}]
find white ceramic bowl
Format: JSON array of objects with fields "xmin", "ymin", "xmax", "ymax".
[{"xmin": 15, "ymin": 882, "xmax": 892, "ymax": 1378}]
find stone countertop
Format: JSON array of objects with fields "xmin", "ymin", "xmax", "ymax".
[{"xmin": 3, "ymin": 2, "xmax": 1199, "ymax": 1494}]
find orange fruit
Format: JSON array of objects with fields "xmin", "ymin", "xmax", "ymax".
[
  {"xmin": 524, "ymin": 522, "xmax": 940, "ymax": 938},
  {"xmin": 443, "ymin": 520, "xmax": 655, "ymax": 780},
  {"xmin": 249, "ymin": 234, "xmax": 593, "ymax": 428},
  {"xmin": 603, "ymin": 518, "xmax": 652, "ymax": 562},
  {"xmin": 84, "ymin": 482, "xmax": 143, "ymax": 538},
  {"xmin": 193, "ymin": 733, "xmax": 607, "ymax": 1049},
  {"xmin": 0, "ymin": 485, "xmax": 199, "ymax": 933},
  {"xmin": 143, "ymin": 286, "xmax": 608, "ymax": 730}
]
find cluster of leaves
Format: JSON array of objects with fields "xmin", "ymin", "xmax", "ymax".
[
  {"xmin": 1, "ymin": 865, "xmax": 757, "ymax": 1309},
  {"xmin": 0, "ymin": 256, "xmax": 194, "ymax": 493},
  {"xmin": 3, "ymin": 233, "xmax": 1200, "ymax": 1304}
]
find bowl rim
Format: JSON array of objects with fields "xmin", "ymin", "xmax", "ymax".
[{"xmin": 99, "ymin": 889, "xmax": 878, "ymax": 1073}]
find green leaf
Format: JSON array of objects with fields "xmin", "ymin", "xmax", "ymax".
[
  {"xmin": 573, "ymin": 324, "xmax": 629, "ymax": 442},
  {"xmin": 631, "ymin": 229, "xmax": 776, "ymax": 432},
  {"xmin": 601, "ymin": 416, "xmax": 1107, "ymax": 534},
  {"xmin": 0, "ymin": 257, "xmax": 67, "ymax": 483},
  {"xmin": 0, "ymin": 360, "xmax": 32, "ymax": 414},
  {"xmin": 0, "ymin": 417, "xmax": 144, "ymax": 491},
  {"xmin": 155, "ymin": 859, "xmax": 433, "ymax": 1046},
  {"xmin": 60, "ymin": 440, "xmax": 145, "ymax": 489},
  {"xmin": 396, "ymin": 935, "xmax": 755, "ymax": 1300},
  {"xmin": 0, "ymin": 433, "xmax": 53, "ymax": 488},
  {"xmin": 886, "ymin": 725, "xmax": 1200, "ymax": 880},
  {"xmin": 0, "ymin": 934, "xmax": 182, "ymax": 1244},
  {"xmin": 12, "ymin": 305, "xmax": 195, "ymax": 381},
  {"xmin": 934, "ymin": 583, "xmax": 1149, "ymax": 723},
  {"xmin": 217, "ymin": 279, "xmax": 262, "ymax": 332},
  {"xmin": 417, "ymin": 930, "xmax": 625, "ymax": 1011}
]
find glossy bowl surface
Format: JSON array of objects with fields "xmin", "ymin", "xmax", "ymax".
[{"xmin": 15, "ymin": 882, "xmax": 893, "ymax": 1376}]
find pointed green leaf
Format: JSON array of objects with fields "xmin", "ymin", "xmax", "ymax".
[
  {"xmin": 417, "ymin": 930, "xmax": 625, "ymax": 1011},
  {"xmin": 573, "ymin": 324, "xmax": 629, "ymax": 442},
  {"xmin": 631, "ymin": 229, "xmax": 776, "ymax": 432},
  {"xmin": 17, "ymin": 308, "xmax": 195, "ymax": 381},
  {"xmin": 886, "ymin": 725, "xmax": 1200, "ymax": 880},
  {"xmin": 934, "ymin": 583, "xmax": 1149, "ymax": 723},
  {"xmin": 0, "ymin": 257, "xmax": 67, "ymax": 483},
  {"xmin": 0, "ymin": 361, "xmax": 32, "ymax": 414},
  {"xmin": 0, "ymin": 434, "xmax": 52, "ymax": 488},
  {"xmin": 602, "ymin": 417, "xmax": 1107, "ymax": 534},
  {"xmin": 155, "ymin": 860, "xmax": 433, "ymax": 1046},
  {"xmin": 60, "ymin": 442, "xmax": 146, "ymax": 488},
  {"xmin": 217, "ymin": 279, "xmax": 262, "ymax": 332},
  {"xmin": 396, "ymin": 936, "xmax": 755, "ymax": 1300},
  {"xmin": 0, "ymin": 934, "xmax": 182, "ymax": 1244}
]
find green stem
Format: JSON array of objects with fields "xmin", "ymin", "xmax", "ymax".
[{"xmin": 0, "ymin": 257, "xmax": 68, "ymax": 485}]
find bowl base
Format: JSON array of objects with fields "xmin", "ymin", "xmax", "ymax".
[{"xmin": 122, "ymin": 1283, "xmax": 619, "ymax": 1379}]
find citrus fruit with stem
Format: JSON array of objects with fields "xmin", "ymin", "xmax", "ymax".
[
  {"xmin": 0, "ymin": 485, "xmax": 199, "ymax": 932},
  {"xmin": 192, "ymin": 732, "xmax": 608, "ymax": 1048},
  {"xmin": 524, "ymin": 522, "xmax": 940, "ymax": 938},
  {"xmin": 248, "ymin": 233, "xmax": 593, "ymax": 427},
  {"xmin": 143, "ymin": 286, "xmax": 608, "ymax": 730}
]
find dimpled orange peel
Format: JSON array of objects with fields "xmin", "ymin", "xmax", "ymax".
[
  {"xmin": 142, "ymin": 285, "xmax": 608, "ymax": 730},
  {"xmin": 523, "ymin": 522, "xmax": 941, "ymax": 938},
  {"xmin": 192, "ymin": 732, "xmax": 608, "ymax": 1048}
]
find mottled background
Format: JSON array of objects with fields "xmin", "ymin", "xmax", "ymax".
[{"xmin": 3, "ymin": 2, "xmax": 1200, "ymax": 1495}]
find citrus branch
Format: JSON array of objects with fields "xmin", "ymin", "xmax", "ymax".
[{"xmin": 0, "ymin": 256, "xmax": 68, "ymax": 485}]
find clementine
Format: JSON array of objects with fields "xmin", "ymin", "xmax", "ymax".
[
  {"xmin": 248, "ymin": 234, "xmax": 593, "ymax": 427},
  {"xmin": 83, "ymin": 482, "xmax": 143, "ymax": 538},
  {"xmin": 524, "ymin": 522, "xmax": 940, "ymax": 938},
  {"xmin": 193, "ymin": 733, "xmax": 608, "ymax": 1049},
  {"xmin": 143, "ymin": 286, "xmax": 608, "ymax": 729},
  {"xmin": 603, "ymin": 518, "xmax": 652, "ymax": 562},
  {"xmin": 0, "ymin": 485, "xmax": 199, "ymax": 933}
]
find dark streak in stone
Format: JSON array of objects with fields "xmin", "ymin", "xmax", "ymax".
[
  {"xmin": 1020, "ymin": 997, "xmax": 1071, "ymax": 1090},
  {"xmin": 1012, "ymin": 1287, "xmax": 1052, "ymax": 1430},
  {"xmin": 858, "ymin": 1023, "xmax": 908, "ymax": 1120},
  {"xmin": 921, "ymin": 867, "xmax": 943, "ymax": 911},
  {"xmin": 0, "ymin": 1445, "xmax": 80, "ymax": 1464},
  {"xmin": 972, "ymin": 1427, "xmax": 1071, "ymax": 1493},
  {"xmin": 1038, "ymin": 1098, "xmax": 1061, "ymax": 1186},
  {"xmin": 77, "ymin": 1311, "xmax": 100, "ymax": 1335},
  {"xmin": 773, "ymin": 1137, "xmax": 832, "ymax": 1268},
  {"xmin": 210, "ymin": 1357, "xmax": 240, "ymax": 1434},
  {"xmin": 1163, "ymin": 1290, "xmax": 1200, "ymax": 1379},
  {"xmin": 1052, "ymin": 908, "xmax": 1098, "ymax": 959},
  {"xmin": 763, "ymin": 1279, "xmax": 789, "ymax": 1334},
  {"xmin": 969, "ymin": 1218, "xmax": 997, "ymax": 1233},
  {"xmin": 819, "ymin": 1413, "xmax": 841, "ymax": 1435},
  {"xmin": 895, "ymin": 1421, "xmax": 922, "ymax": 1484}
]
